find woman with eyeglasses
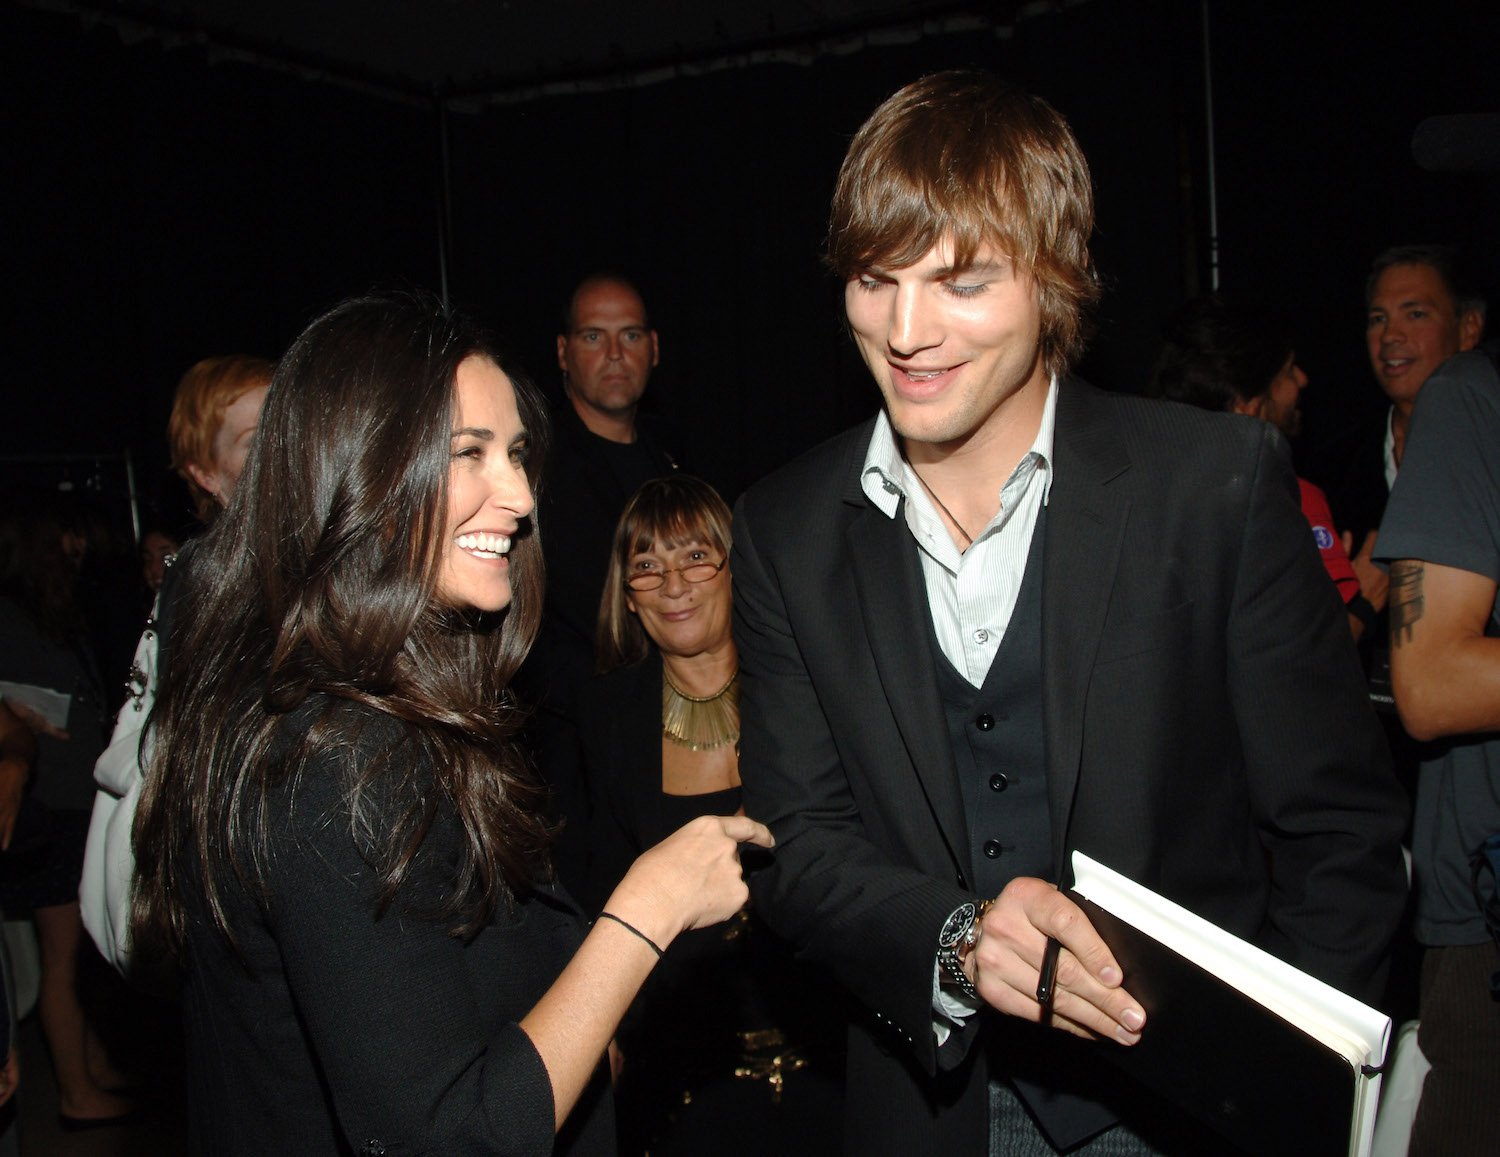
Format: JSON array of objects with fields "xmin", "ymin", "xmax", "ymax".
[{"xmin": 581, "ymin": 475, "xmax": 844, "ymax": 1156}]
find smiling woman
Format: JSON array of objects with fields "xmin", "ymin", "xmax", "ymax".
[
  {"xmin": 581, "ymin": 476, "xmax": 845, "ymax": 1156},
  {"xmin": 128, "ymin": 293, "xmax": 771, "ymax": 1156},
  {"xmin": 438, "ymin": 355, "xmax": 535, "ymax": 613}
]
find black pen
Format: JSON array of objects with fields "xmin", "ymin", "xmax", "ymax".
[{"xmin": 1034, "ymin": 935, "xmax": 1062, "ymax": 1008}]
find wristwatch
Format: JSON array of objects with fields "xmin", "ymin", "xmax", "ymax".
[{"xmin": 937, "ymin": 901, "xmax": 980, "ymax": 1001}]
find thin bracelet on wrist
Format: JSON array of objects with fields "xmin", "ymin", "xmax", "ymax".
[{"xmin": 596, "ymin": 911, "xmax": 665, "ymax": 958}]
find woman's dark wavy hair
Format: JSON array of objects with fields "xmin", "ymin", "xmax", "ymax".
[{"xmin": 131, "ymin": 292, "xmax": 552, "ymax": 965}]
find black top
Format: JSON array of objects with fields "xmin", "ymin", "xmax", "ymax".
[
  {"xmin": 179, "ymin": 696, "xmax": 614, "ymax": 1156},
  {"xmin": 578, "ymin": 656, "xmax": 845, "ymax": 1101}
]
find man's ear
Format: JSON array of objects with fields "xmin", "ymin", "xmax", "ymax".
[
  {"xmin": 1458, "ymin": 308, "xmax": 1485, "ymax": 352},
  {"xmin": 556, "ymin": 334, "xmax": 570, "ymax": 376},
  {"xmin": 648, "ymin": 330, "xmax": 660, "ymax": 369}
]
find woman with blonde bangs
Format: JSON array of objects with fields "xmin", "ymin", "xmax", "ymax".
[{"xmin": 582, "ymin": 476, "xmax": 843, "ymax": 1156}]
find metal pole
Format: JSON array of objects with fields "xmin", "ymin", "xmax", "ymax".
[
  {"xmin": 435, "ymin": 94, "xmax": 453, "ymax": 307},
  {"xmin": 124, "ymin": 447, "xmax": 141, "ymax": 544},
  {"xmin": 1200, "ymin": 0, "xmax": 1220, "ymax": 291}
]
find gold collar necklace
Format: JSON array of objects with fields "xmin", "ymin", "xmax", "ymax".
[{"xmin": 662, "ymin": 667, "xmax": 740, "ymax": 751}]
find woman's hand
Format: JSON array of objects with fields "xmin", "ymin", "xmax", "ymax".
[
  {"xmin": 522, "ymin": 814, "xmax": 773, "ymax": 1130},
  {"xmin": 605, "ymin": 815, "xmax": 774, "ymax": 951}
]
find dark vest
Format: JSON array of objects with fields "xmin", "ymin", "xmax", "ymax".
[
  {"xmin": 924, "ymin": 515, "xmax": 1130, "ymax": 1148},
  {"xmin": 926, "ymin": 512, "xmax": 1050, "ymax": 898}
]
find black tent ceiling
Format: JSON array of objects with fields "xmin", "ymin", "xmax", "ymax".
[{"xmin": 18, "ymin": 0, "xmax": 1050, "ymax": 103}]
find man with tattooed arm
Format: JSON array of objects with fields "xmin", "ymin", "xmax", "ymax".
[{"xmin": 1378, "ymin": 347, "xmax": 1500, "ymax": 1156}]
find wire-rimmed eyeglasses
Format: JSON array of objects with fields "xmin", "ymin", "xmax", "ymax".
[{"xmin": 623, "ymin": 557, "xmax": 727, "ymax": 592}]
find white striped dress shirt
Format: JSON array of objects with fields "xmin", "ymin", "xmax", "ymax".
[{"xmin": 860, "ymin": 378, "xmax": 1058, "ymax": 688}]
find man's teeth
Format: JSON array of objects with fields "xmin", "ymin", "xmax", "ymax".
[
  {"xmin": 456, "ymin": 532, "xmax": 511, "ymax": 557},
  {"xmin": 907, "ymin": 369, "xmax": 944, "ymax": 381}
]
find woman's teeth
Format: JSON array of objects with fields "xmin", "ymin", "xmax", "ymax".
[{"xmin": 457, "ymin": 532, "xmax": 511, "ymax": 558}]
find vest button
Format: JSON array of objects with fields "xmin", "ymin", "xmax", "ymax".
[
  {"xmin": 975, "ymin": 713, "xmax": 995, "ymax": 731},
  {"xmin": 982, "ymin": 839, "xmax": 1003, "ymax": 859},
  {"xmin": 989, "ymin": 773, "xmax": 1009, "ymax": 792}
]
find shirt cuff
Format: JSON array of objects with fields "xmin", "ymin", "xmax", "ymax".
[{"xmin": 931, "ymin": 958, "xmax": 981, "ymax": 1046}]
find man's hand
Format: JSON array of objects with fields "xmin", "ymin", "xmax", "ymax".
[
  {"xmin": 965, "ymin": 876, "xmax": 1145, "ymax": 1044},
  {"xmin": 1343, "ymin": 530, "xmax": 1390, "ymax": 616}
]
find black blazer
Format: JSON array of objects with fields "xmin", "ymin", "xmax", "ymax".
[{"xmin": 732, "ymin": 381, "xmax": 1409, "ymax": 1152}]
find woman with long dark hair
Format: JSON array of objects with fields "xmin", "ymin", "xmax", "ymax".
[{"xmin": 130, "ymin": 293, "xmax": 769, "ymax": 1154}]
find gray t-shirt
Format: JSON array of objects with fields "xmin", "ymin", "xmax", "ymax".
[{"xmin": 1377, "ymin": 350, "xmax": 1500, "ymax": 946}]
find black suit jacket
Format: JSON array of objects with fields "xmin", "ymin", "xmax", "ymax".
[{"xmin": 732, "ymin": 381, "xmax": 1408, "ymax": 1152}]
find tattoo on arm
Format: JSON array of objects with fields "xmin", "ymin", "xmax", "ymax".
[{"xmin": 1389, "ymin": 560, "xmax": 1425, "ymax": 647}]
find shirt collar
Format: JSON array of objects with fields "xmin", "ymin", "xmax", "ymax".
[{"xmin": 861, "ymin": 375, "xmax": 1059, "ymax": 518}]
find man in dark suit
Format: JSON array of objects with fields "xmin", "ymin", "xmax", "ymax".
[{"xmin": 732, "ymin": 72, "xmax": 1408, "ymax": 1155}]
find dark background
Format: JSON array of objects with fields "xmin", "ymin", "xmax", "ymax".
[{"xmin": 4, "ymin": 0, "xmax": 1498, "ymax": 522}]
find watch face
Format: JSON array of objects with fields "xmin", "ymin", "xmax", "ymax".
[{"xmin": 939, "ymin": 902, "xmax": 976, "ymax": 948}]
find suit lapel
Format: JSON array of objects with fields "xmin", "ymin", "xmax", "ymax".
[
  {"xmin": 846, "ymin": 496, "xmax": 971, "ymax": 870},
  {"xmin": 1042, "ymin": 382, "xmax": 1132, "ymax": 878}
]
